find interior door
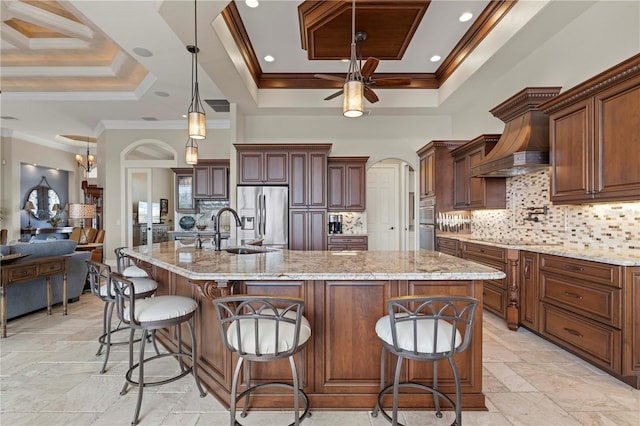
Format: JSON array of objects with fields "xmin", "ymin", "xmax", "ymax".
[
  {"xmin": 127, "ymin": 168, "xmax": 153, "ymax": 246},
  {"xmin": 366, "ymin": 163, "xmax": 399, "ymax": 250}
]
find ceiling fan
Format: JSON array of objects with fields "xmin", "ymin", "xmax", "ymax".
[{"xmin": 314, "ymin": 31, "xmax": 412, "ymax": 104}]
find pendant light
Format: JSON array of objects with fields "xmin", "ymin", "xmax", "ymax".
[
  {"xmin": 75, "ymin": 138, "xmax": 96, "ymax": 172},
  {"xmin": 185, "ymin": 138, "xmax": 199, "ymax": 165},
  {"xmin": 343, "ymin": 0, "xmax": 364, "ymax": 118},
  {"xmin": 187, "ymin": 0, "xmax": 206, "ymax": 139}
]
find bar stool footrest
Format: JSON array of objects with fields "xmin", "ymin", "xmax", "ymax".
[
  {"xmin": 124, "ymin": 352, "xmax": 194, "ymax": 389},
  {"xmin": 234, "ymin": 382, "xmax": 310, "ymax": 426},
  {"xmin": 372, "ymin": 382, "xmax": 457, "ymax": 426},
  {"xmin": 97, "ymin": 325, "xmax": 139, "ymax": 351}
]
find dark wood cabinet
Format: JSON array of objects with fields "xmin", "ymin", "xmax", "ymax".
[
  {"xmin": 171, "ymin": 168, "xmax": 195, "ymax": 213},
  {"xmin": 290, "ymin": 151, "xmax": 328, "ymax": 208},
  {"xmin": 237, "ymin": 149, "xmax": 288, "ymax": 185},
  {"xmin": 451, "ymin": 135, "xmax": 505, "ymax": 210},
  {"xmin": 193, "ymin": 160, "xmax": 229, "ymax": 199},
  {"xmin": 416, "ymin": 141, "xmax": 467, "ymax": 207},
  {"xmin": 327, "ymin": 235, "xmax": 368, "ymax": 250},
  {"xmin": 518, "ymin": 251, "xmax": 639, "ymax": 388},
  {"xmin": 82, "ymin": 181, "xmax": 103, "ymax": 229},
  {"xmin": 289, "ymin": 209, "xmax": 326, "ymax": 250},
  {"xmin": 436, "ymin": 236, "xmax": 459, "ymax": 257},
  {"xmin": 519, "ymin": 251, "xmax": 539, "ymax": 331},
  {"xmin": 327, "ymin": 157, "xmax": 368, "ymax": 211},
  {"xmin": 540, "ymin": 54, "xmax": 640, "ymax": 204}
]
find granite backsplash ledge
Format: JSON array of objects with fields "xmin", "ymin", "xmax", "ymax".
[{"xmin": 469, "ymin": 170, "xmax": 640, "ymax": 251}]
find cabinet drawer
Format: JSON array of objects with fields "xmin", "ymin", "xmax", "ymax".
[
  {"xmin": 7, "ymin": 265, "xmax": 38, "ymax": 282},
  {"xmin": 327, "ymin": 236, "xmax": 367, "ymax": 245},
  {"xmin": 482, "ymin": 282, "xmax": 506, "ymax": 317},
  {"xmin": 463, "ymin": 254, "xmax": 507, "ymax": 289},
  {"xmin": 40, "ymin": 261, "xmax": 64, "ymax": 275},
  {"xmin": 462, "ymin": 243, "xmax": 505, "ymax": 262},
  {"xmin": 540, "ymin": 254, "xmax": 620, "ymax": 288},
  {"xmin": 327, "ymin": 244, "xmax": 367, "ymax": 251},
  {"xmin": 541, "ymin": 272, "xmax": 621, "ymax": 327},
  {"xmin": 541, "ymin": 304, "xmax": 620, "ymax": 373},
  {"xmin": 437, "ymin": 238, "xmax": 458, "ymax": 255}
]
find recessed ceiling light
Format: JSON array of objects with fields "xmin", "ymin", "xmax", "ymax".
[
  {"xmin": 459, "ymin": 12, "xmax": 473, "ymax": 22},
  {"xmin": 341, "ymin": 58, "xmax": 350, "ymax": 63},
  {"xmin": 246, "ymin": 0, "xmax": 259, "ymax": 8},
  {"xmin": 142, "ymin": 117, "xmax": 158, "ymax": 121},
  {"xmin": 155, "ymin": 91, "xmax": 170, "ymax": 97},
  {"xmin": 182, "ymin": 114, "xmax": 187, "ymax": 118},
  {"xmin": 133, "ymin": 47, "xmax": 153, "ymax": 57},
  {"xmin": 430, "ymin": 55, "xmax": 441, "ymax": 62},
  {"xmin": 264, "ymin": 55, "xmax": 275, "ymax": 62},
  {"xmin": 1, "ymin": 116, "xmax": 18, "ymax": 120}
]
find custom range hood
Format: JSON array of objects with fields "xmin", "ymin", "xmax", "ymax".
[{"xmin": 471, "ymin": 87, "xmax": 561, "ymax": 177}]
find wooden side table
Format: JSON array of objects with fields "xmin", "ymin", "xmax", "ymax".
[{"xmin": 0, "ymin": 255, "xmax": 69, "ymax": 338}]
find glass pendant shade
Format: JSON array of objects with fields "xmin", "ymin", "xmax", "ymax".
[
  {"xmin": 185, "ymin": 138, "xmax": 199, "ymax": 165},
  {"xmin": 188, "ymin": 111, "xmax": 206, "ymax": 139},
  {"xmin": 343, "ymin": 80, "xmax": 364, "ymax": 118}
]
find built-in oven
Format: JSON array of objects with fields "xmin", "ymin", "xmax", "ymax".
[{"xmin": 419, "ymin": 199, "xmax": 436, "ymax": 250}]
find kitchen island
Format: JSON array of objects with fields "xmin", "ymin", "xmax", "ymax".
[{"xmin": 123, "ymin": 243, "xmax": 504, "ymax": 411}]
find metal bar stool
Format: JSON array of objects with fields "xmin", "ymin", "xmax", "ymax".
[
  {"xmin": 214, "ymin": 295, "xmax": 312, "ymax": 426},
  {"xmin": 86, "ymin": 260, "xmax": 157, "ymax": 374},
  {"xmin": 371, "ymin": 296, "xmax": 479, "ymax": 426},
  {"xmin": 110, "ymin": 272, "xmax": 206, "ymax": 425}
]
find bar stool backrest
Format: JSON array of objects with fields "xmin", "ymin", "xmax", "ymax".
[
  {"xmin": 114, "ymin": 246, "xmax": 149, "ymax": 277},
  {"xmin": 381, "ymin": 296, "xmax": 478, "ymax": 359},
  {"xmin": 86, "ymin": 260, "xmax": 113, "ymax": 301},
  {"xmin": 109, "ymin": 272, "xmax": 138, "ymax": 326},
  {"xmin": 214, "ymin": 296, "xmax": 308, "ymax": 360}
]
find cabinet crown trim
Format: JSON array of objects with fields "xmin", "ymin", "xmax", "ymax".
[
  {"xmin": 235, "ymin": 143, "xmax": 332, "ymax": 152},
  {"xmin": 540, "ymin": 54, "xmax": 640, "ymax": 114}
]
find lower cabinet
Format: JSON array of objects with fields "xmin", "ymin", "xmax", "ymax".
[
  {"xmin": 289, "ymin": 209, "xmax": 326, "ymax": 250},
  {"xmin": 436, "ymin": 237, "xmax": 459, "ymax": 257},
  {"xmin": 521, "ymin": 252, "xmax": 639, "ymax": 388},
  {"xmin": 460, "ymin": 242, "xmax": 509, "ymax": 318},
  {"xmin": 519, "ymin": 251, "xmax": 539, "ymax": 331},
  {"xmin": 327, "ymin": 235, "xmax": 368, "ymax": 250}
]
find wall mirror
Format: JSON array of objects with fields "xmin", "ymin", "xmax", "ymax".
[{"xmin": 25, "ymin": 176, "xmax": 61, "ymax": 220}]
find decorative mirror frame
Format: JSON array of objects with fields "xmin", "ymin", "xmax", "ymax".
[{"xmin": 24, "ymin": 176, "xmax": 61, "ymax": 220}]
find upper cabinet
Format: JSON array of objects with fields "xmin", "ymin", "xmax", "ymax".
[
  {"xmin": 451, "ymin": 135, "xmax": 506, "ymax": 210},
  {"xmin": 540, "ymin": 54, "xmax": 640, "ymax": 204},
  {"xmin": 327, "ymin": 156, "xmax": 368, "ymax": 211},
  {"xmin": 171, "ymin": 168, "xmax": 195, "ymax": 213},
  {"xmin": 290, "ymin": 148, "xmax": 330, "ymax": 208},
  {"xmin": 417, "ymin": 141, "xmax": 467, "ymax": 211},
  {"xmin": 194, "ymin": 160, "xmax": 229, "ymax": 199},
  {"xmin": 236, "ymin": 146, "xmax": 288, "ymax": 185}
]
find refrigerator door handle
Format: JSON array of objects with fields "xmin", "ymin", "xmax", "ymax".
[
  {"xmin": 261, "ymin": 194, "xmax": 267, "ymax": 235},
  {"xmin": 257, "ymin": 194, "xmax": 263, "ymax": 237}
]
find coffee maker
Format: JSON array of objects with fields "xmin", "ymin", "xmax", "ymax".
[{"xmin": 328, "ymin": 214, "xmax": 343, "ymax": 234}]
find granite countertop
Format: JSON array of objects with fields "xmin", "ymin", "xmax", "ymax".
[
  {"xmin": 123, "ymin": 242, "xmax": 505, "ymax": 281},
  {"xmin": 438, "ymin": 234, "xmax": 640, "ymax": 266}
]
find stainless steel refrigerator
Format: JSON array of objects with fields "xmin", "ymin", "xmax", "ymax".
[{"xmin": 237, "ymin": 186, "xmax": 288, "ymax": 248}]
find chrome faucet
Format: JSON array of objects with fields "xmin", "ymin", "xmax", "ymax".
[{"xmin": 213, "ymin": 207, "xmax": 242, "ymax": 251}]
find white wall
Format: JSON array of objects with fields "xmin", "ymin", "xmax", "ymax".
[{"xmin": 446, "ymin": 0, "xmax": 640, "ymax": 138}]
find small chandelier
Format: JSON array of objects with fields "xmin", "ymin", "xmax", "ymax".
[
  {"xmin": 187, "ymin": 0, "xmax": 206, "ymax": 139},
  {"xmin": 185, "ymin": 138, "xmax": 199, "ymax": 165},
  {"xmin": 343, "ymin": 0, "xmax": 364, "ymax": 118},
  {"xmin": 75, "ymin": 139, "xmax": 96, "ymax": 172}
]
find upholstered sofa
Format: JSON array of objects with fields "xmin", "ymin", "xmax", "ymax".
[{"xmin": 0, "ymin": 240, "xmax": 91, "ymax": 320}]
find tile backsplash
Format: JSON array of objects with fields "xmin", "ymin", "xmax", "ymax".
[
  {"xmin": 469, "ymin": 170, "xmax": 640, "ymax": 251},
  {"xmin": 331, "ymin": 212, "xmax": 367, "ymax": 235}
]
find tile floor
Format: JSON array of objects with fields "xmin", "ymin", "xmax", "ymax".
[{"xmin": 1, "ymin": 295, "xmax": 638, "ymax": 425}]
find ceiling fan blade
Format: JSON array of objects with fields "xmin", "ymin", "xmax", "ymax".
[
  {"xmin": 372, "ymin": 77, "xmax": 412, "ymax": 87},
  {"xmin": 324, "ymin": 89, "xmax": 344, "ymax": 101},
  {"xmin": 364, "ymin": 86, "xmax": 379, "ymax": 104},
  {"xmin": 314, "ymin": 73, "xmax": 345, "ymax": 83},
  {"xmin": 360, "ymin": 57, "xmax": 380, "ymax": 79}
]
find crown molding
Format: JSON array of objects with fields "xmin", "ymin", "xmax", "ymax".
[{"xmin": 99, "ymin": 119, "xmax": 231, "ymax": 130}]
